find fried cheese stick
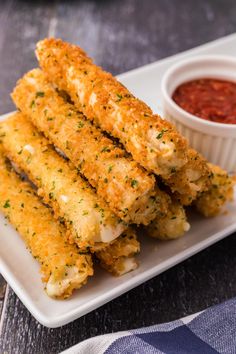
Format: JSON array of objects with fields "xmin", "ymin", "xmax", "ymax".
[
  {"xmin": 36, "ymin": 38, "xmax": 211, "ymax": 203},
  {"xmin": 96, "ymin": 228, "xmax": 140, "ymax": 276},
  {"xmin": 7, "ymin": 158, "xmax": 140, "ymax": 277},
  {"xmin": 36, "ymin": 38, "xmax": 187, "ymax": 177},
  {"xmin": 167, "ymin": 149, "xmax": 212, "ymax": 205},
  {"xmin": 0, "ymin": 113, "xmax": 126, "ymax": 250},
  {"xmin": 194, "ymin": 164, "xmax": 234, "ymax": 217},
  {"xmin": 0, "ymin": 148, "xmax": 93, "ymax": 298},
  {"xmin": 146, "ymin": 201, "xmax": 190, "ymax": 240},
  {"xmin": 4, "ymin": 147, "xmax": 140, "ymax": 278},
  {"xmin": 12, "ymin": 68, "xmax": 169, "ymax": 225}
]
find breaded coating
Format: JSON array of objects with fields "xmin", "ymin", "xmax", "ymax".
[
  {"xmin": 0, "ymin": 113, "xmax": 126, "ymax": 250},
  {"xmin": 36, "ymin": 39, "xmax": 188, "ymax": 178},
  {"xmin": 167, "ymin": 149, "xmax": 212, "ymax": 205},
  {"xmin": 96, "ymin": 228, "xmax": 140, "ymax": 276},
  {"xmin": 146, "ymin": 202, "xmax": 190, "ymax": 240},
  {"xmin": 36, "ymin": 38, "xmax": 211, "ymax": 202},
  {"xmin": 0, "ymin": 148, "xmax": 93, "ymax": 298},
  {"xmin": 194, "ymin": 163, "xmax": 234, "ymax": 217},
  {"xmin": 12, "ymin": 68, "xmax": 170, "ymax": 225}
]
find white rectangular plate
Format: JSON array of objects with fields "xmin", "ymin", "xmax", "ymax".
[{"xmin": 1, "ymin": 33, "xmax": 236, "ymax": 328}]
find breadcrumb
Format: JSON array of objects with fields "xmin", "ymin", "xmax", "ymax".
[
  {"xmin": 36, "ymin": 38, "xmax": 211, "ymax": 202},
  {"xmin": 167, "ymin": 149, "xmax": 212, "ymax": 205},
  {"xmin": 36, "ymin": 38, "xmax": 188, "ymax": 178},
  {"xmin": 194, "ymin": 163, "xmax": 234, "ymax": 217},
  {"xmin": 12, "ymin": 68, "xmax": 170, "ymax": 225},
  {"xmin": 0, "ymin": 147, "xmax": 93, "ymax": 299},
  {"xmin": 96, "ymin": 228, "xmax": 140, "ymax": 276},
  {"xmin": 0, "ymin": 113, "xmax": 126, "ymax": 251},
  {"xmin": 146, "ymin": 201, "xmax": 190, "ymax": 240}
]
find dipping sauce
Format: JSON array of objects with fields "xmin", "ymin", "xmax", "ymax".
[{"xmin": 172, "ymin": 78, "xmax": 236, "ymax": 124}]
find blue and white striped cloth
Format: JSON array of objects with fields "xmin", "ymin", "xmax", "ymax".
[{"xmin": 61, "ymin": 298, "xmax": 236, "ymax": 354}]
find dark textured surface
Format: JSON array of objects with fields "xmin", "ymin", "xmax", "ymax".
[
  {"xmin": 0, "ymin": 0, "xmax": 236, "ymax": 353},
  {"xmin": 0, "ymin": 275, "xmax": 6, "ymax": 317}
]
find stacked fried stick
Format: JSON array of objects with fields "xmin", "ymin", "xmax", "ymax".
[{"xmin": 0, "ymin": 38, "xmax": 234, "ymax": 299}]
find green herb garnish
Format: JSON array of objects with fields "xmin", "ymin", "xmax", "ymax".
[
  {"xmin": 36, "ymin": 91, "xmax": 45, "ymax": 97},
  {"xmin": 131, "ymin": 179, "xmax": 138, "ymax": 188},
  {"xmin": 78, "ymin": 121, "xmax": 84, "ymax": 128},
  {"xmin": 156, "ymin": 129, "xmax": 168, "ymax": 139},
  {"xmin": 116, "ymin": 93, "xmax": 123, "ymax": 102},
  {"xmin": 3, "ymin": 200, "xmax": 10, "ymax": 208},
  {"xmin": 101, "ymin": 146, "xmax": 110, "ymax": 153}
]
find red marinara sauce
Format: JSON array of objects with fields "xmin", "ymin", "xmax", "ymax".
[{"xmin": 172, "ymin": 78, "xmax": 236, "ymax": 124}]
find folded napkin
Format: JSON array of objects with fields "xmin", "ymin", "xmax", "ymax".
[{"xmin": 61, "ymin": 298, "xmax": 236, "ymax": 354}]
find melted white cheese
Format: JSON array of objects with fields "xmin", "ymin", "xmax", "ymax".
[
  {"xmin": 60, "ymin": 195, "xmax": 69, "ymax": 203},
  {"xmin": 26, "ymin": 76, "xmax": 37, "ymax": 85},
  {"xmin": 109, "ymin": 100, "xmax": 124, "ymax": 127},
  {"xmin": 89, "ymin": 92, "xmax": 97, "ymax": 106},
  {"xmin": 186, "ymin": 169, "xmax": 202, "ymax": 182},
  {"xmin": 184, "ymin": 222, "xmax": 191, "ymax": 232},
  {"xmin": 68, "ymin": 67, "xmax": 85, "ymax": 103},
  {"xmin": 23, "ymin": 144, "xmax": 35, "ymax": 154},
  {"xmin": 118, "ymin": 257, "xmax": 137, "ymax": 276},
  {"xmin": 55, "ymin": 146, "xmax": 67, "ymax": 159},
  {"xmin": 96, "ymin": 223, "xmax": 125, "ymax": 243},
  {"xmin": 46, "ymin": 266, "xmax": 86, "ymax": 297},
  {"xmin": 148, "ymin": 129, "xmax": 175, "ymax": 158}
]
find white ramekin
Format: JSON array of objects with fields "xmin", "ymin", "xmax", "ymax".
[{"xmin": 161, "ymin": 55, "xmax": 236, "ymax": 172}]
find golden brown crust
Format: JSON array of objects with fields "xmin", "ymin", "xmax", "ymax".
[
  {"xmin": 167, "ymin": 149, "xmax": 212, "ymax": 205},
  {"xmin": 146, "ymin": 201, "xmax": 190, "ymax": 240},
  {"xmin": 0, "ymin": 148, "xmax": 93, "ymax": 298},
  {"xmin": 11, "ymin": 68, "xmax": 170, "ymax": 225},
  {"xmin": 194, "ymin": 163, "xmax": 234, "ymax": 217},
  {"xmin": 96, "ymin": 228, "xmax": 140, "ymax": 276},
  {"xmin": 0, "ymin": 113, "xmax": 125, "ymax": 250},
  {"xmin": 35, "ymin": 38, "xmax": 211, "ymax": 203},
  {"xmin": 36, "ymin": 39, "xmax": 188, "ymax": 174}
]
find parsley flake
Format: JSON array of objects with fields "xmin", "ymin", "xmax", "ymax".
[
  {"xmin": 78, "ymin": 121, "xmax": 84, "ymax": 128},
  {"xmin": 101, "ymin": 146, "xmax": 110, "ymax": 153},
  {"xmin": 3, "ymin": 200, "xmax": 10, "ymax": 208},
  {"xmin": 116, "ymin": 93, "xmax": 123, "ymax": 102},
  {"xmin": 156, "ymin": 129, "xmax": 168, "ymax": 139},
  {"xmin": 131, "ymin": 179, "xmax": 138, "ymax": 188},
  {"xmin": 36, "ymin": 91, "xmax": 45, "ymax": 97}
]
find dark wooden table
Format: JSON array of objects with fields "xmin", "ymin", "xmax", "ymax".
[{"xmin": 0, "ymin": 0, "xmax": 236, "ymax": 353}]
